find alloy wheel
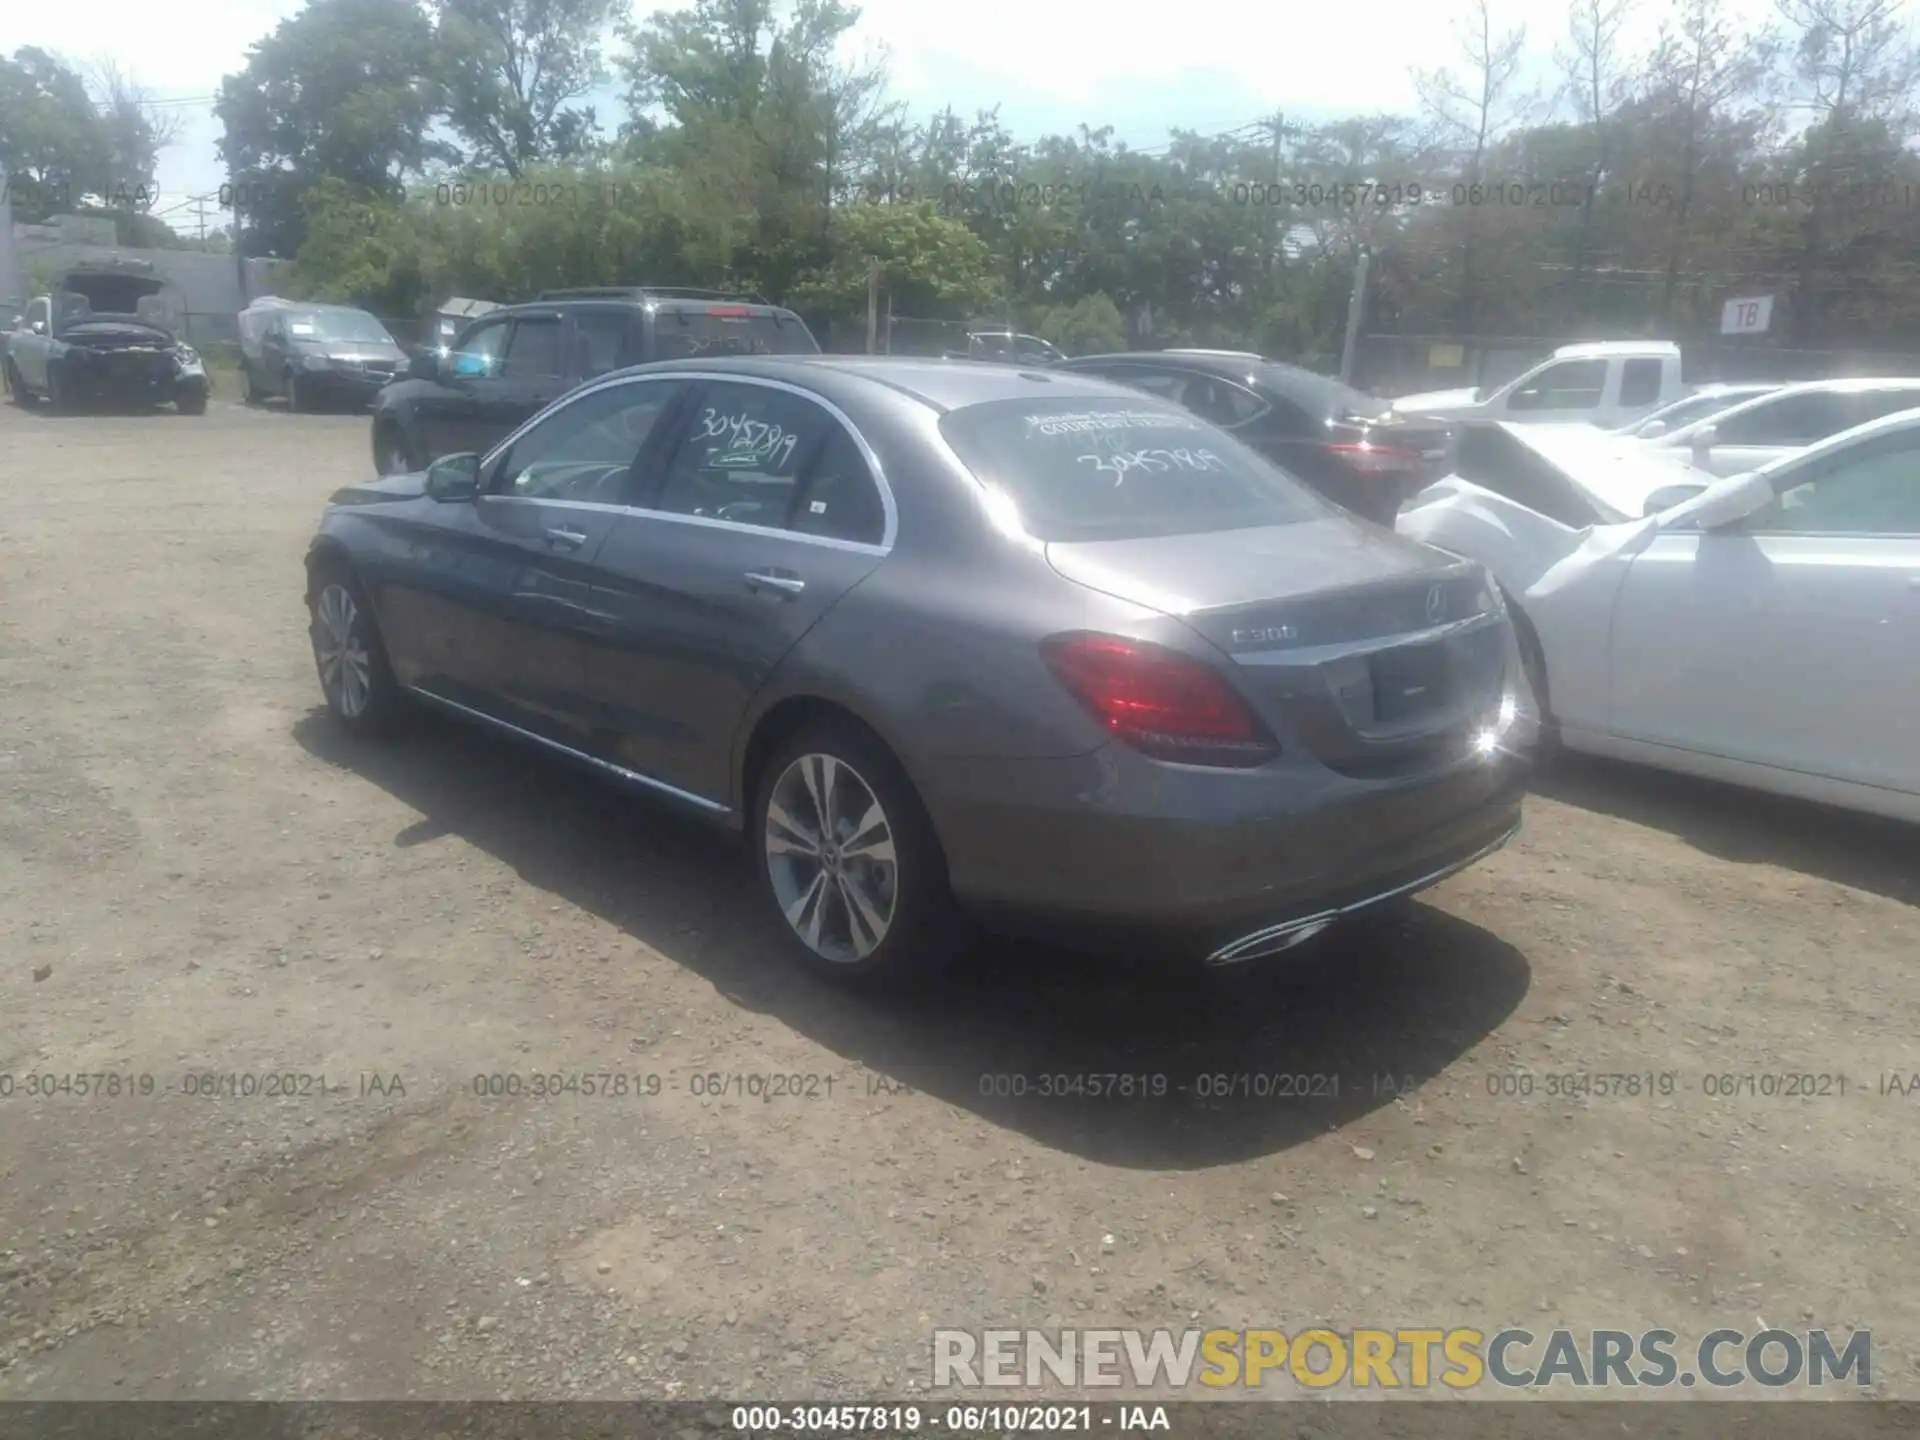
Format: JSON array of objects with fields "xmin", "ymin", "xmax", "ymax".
[
  {"xmin": 764, "ymin": 752, "xmax": 899, "ymax": 963},
  {"xmin": 312, "ymin": 583, "xmax": 374, "ymax": 718}
]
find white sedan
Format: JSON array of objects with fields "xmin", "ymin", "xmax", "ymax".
[
  {"xmin": 1397, "ymin": 414, "xmax": 1920, "ymax": 822},
  {"xmin": 1650, "ymin": 376, "xmax": 1920, "ymax": 477}
]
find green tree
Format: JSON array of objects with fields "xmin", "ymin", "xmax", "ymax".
[
  {"xmin": 433, "ymin": 0, "xmax": 621, "ymax": 177},
  {"xmin": 215, "ymin": 0, "xmax": 452, "ymax": 257}
]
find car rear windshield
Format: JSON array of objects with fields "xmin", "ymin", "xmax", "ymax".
[
  {"xmin": 938, "ymin": 398, "xmax": 1332, "ymax": 542},
  {"xmin": 1255, "ymin": 361, "xmax": 1390, "ymax": 421},
  {"xmin": 653, "ymin": 307, "xmax": 819, "ymax": 359}
]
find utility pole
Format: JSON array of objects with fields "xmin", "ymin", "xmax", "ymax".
[
  {"xmin": 193, "ymin": 195, "xmax": 209, "ymax": 245},
  {"xmin": 1339, "ymin": 247, "xmax": 1370, "ymax": 386},
  {"xmin": 866, "ymin": 260, "xmax": 880, "ymax": 354},
  {"xmin": 230, "ymin": 176, "xmax": 249, "ymax": 308}
]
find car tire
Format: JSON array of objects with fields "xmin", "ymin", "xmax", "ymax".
[
  {"xmin": 751, "ymin": 721, "xmax": 964, "ymax": 989},
  {"xmin": 3, "ymin": 358, "xmax": 29, "ymax": 406},
  {"xmin": 177, "ymin": 388, "xmax": 208, "ymax": 416},
  {"xmin": 307, "ymin": 563, "xmax": 405, "ymax": 734},
  {"xmin": 243, "ymin": 367, "xmax": 262, "ymax": 405},
  {"xmin": 286, "ymin": 369, "xmax": 306, "ymax": 413},
  {"xmin": 44, "ymin": 362, "xmax": 70, "ymax": 413},
  {"xmin": 374, "ymin": 422, "xmax": 422, "ymax": 475}
]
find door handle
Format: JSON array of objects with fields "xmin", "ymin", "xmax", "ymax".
[
  {"xmin": 544, "ymin": 527, "xmax": 589, "ymax": 550},
  {"xmin": 744, "ymin": 569, "xmax": 806, "ymax": 597}
]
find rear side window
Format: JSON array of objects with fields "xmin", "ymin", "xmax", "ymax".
[
  {"xmin": 938, "ymin": 398, "xmax": 1331, "ymax": 543},
  {"xmin": 1452, "ymin": 425, "xmax": 1605, "ymax": 527},
  {"xmin": 1506, "ymin": 359, "xmax": 1607, "ymax": 412},
  {"xmin": 501, "ymin": 316, "xmax": 564, "ymax": 379},
  {"xmin": 1619, "ymin": 358, "xmax": 1663, "ymax": 407},
  {"xmin": 570, "ymin": 310, "xmax": 631, "ymax": 379},
  {"xmin": 791, "ymin": 427, "xmax": 886, "ymax": 545},
  {"xmin": 652, "ymin": 307, "xmax": 819, "ymax": 359},
  {"xmin": 1847, "ymin": 388, "xmax": 1920, "ymax": 426},
  {"xmin": 651, "ymin": 382, "xmax": 833, "ymax": 529},
  {"xmin": 1092, "ymin": 367, "xmax": 1273, "ymax": 430}
]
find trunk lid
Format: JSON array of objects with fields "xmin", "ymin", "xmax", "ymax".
[{"xmin": 1046, "ymin": 521, "xmax": 1512, "ymax": 776}]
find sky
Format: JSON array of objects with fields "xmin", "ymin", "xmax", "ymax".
[{"xmin": 9, "ymin": 0, "xmax": 1790, "ymax": 234}]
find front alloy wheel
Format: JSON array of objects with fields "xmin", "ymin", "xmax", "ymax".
[
  {"xmin": 309, "ymin": 574, "xmax": 401, "ymax": 732},
  {"xmin": 765, "ymin": 754, "xmax": 899, "ymax": 964}
]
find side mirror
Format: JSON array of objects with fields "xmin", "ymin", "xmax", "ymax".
[
  {"xmin": 407, "ymin": 349, "xmax": 443, "ymax": 381},
  {"xmin": 1668, "ymin": 469, "xmax": 1773, "ymax": 530},
  {"xmin": 1642, "ymin": 483, "xmax": 1706, "ymax": 517},
  {"xmin": 1639, "ymin": 419, "xmax": 1669, "ymax": 439},
  {"xmin": 1689, "ymin": 423, "xmax": 1718, "ymax": 454},
  {"xmin": 424, "ymin": 452, "xmax": 481, "ymax": 501}
]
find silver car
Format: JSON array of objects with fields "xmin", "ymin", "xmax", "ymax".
[{"xmin": 304, "ymin": 358, "xmax": 1533, "ymax": 985}]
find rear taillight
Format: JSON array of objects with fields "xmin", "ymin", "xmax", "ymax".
[
  {"xmin": 1325, "ymin": 441, "xmax": 1425, "ymax": 476},
  {"xmin": 1040, "ymin": 633, "xmax": 1278, "ymax": 768},
  {"xmin": 707, "ymin": 305, "xmax": 752, "ymax": 317}
]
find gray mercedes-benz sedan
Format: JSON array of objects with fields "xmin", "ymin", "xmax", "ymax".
[{"xmin": 304, "ymin": 356, "xmax": 1533, "ymax": 985}]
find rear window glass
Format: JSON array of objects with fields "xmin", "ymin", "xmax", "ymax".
[
  {"xmin": 938, "ymin": 399, "xmax": 1332, "ymax": 542},
  {"xmin": 1255, "ymin": 362, "xmax": 1388, "ymax": 420},
  {"xmin": 1453, "ymin": 425, "xmax": 1606, "ymax": 527},
  {"xmin": 652, "ymin": 308, "xmax": 819, "ymax": 359}
]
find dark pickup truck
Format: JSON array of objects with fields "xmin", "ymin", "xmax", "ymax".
[{"xmin": 3, "ymin": 262, "xmax": 208, "ymax": 414}]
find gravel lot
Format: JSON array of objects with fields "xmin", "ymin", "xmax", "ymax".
[{"xmin": 2, "ymin": 394, "xmax": 1918, "ymax": 1404}]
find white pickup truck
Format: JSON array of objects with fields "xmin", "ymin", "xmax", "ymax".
[{"xmin": 1390, "ymin": 340, "xmax": 1687, "ymax": 428}]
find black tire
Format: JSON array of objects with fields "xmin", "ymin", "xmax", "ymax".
[
  {"xmin": 307, "ymin": 562, "xmax": 405, "ymax": 734},
  {"xmin": 286, "ymin": 368, "xmax": 306, "ymax": 413},
  {"xmin": 374, "ymin": 422, "xmax": 422, "ymax": 475},
  {"xmin": 44, "ymin": 362, "xmax": 71, "ymax": 413},
  {"xmin": 177, "ymin": 387, "xmax": 208, "ymax": 416},
  {"xmin": 3, "ymin": 358, "xmax": 29, "ymax": 407},
  {"xmin": 751, "ymin": 721, "xmax": 964, "ymax": 989},
  {"xmin": 243, "ymin": 366, "xmax": 262, "ymax": 405}
]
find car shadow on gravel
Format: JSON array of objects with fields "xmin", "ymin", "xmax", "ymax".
[
  {"xmin": 1533, "ymin": 752, "xmax": 1917, "ymax": 907},
  {"xmin": 294, "ymin": 711, "xmax": 1533, "ymax": 1170}
]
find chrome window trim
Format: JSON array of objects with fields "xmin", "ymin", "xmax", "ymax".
[
  {"xmin": 480, "ymin": 370, "xmax": 899, "ymax": 550},
  {"xmin": 404, "ymin": 686, "xmax": 732, "ymax": 817},
  {"xmin": 477, "ymin": 494, "xmax": 890, "ymax": 556}
]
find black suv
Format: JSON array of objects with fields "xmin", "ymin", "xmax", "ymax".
[
  {"xmin": 1054, "ymin": 351, "xmax": 1453, "ymax": 525},
  {"xmin": 370, "ymin": 288, "xmax": 820, "ymax": 474}
]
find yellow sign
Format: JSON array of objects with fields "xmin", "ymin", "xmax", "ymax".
[{"xmin": 1428, "ymin": 343, "xmax": 1465, "ymax": 368}]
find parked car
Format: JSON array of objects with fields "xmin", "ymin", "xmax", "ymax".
[
  {"xmin": 370, "ymin": 288, "xmax": 820, "ymax": 475},
  {"xmin": 1397, "ymin": 414, "xmax": 1920, "ymax": 822},
  {"xmin": 943, "ymin": 331, "xmax": 1065, "ymax": 364},
  {"xmin": 1611, "ymin": 382, "xmax": 1783, "ymax": 437},
  {"xmin": 1055, "ymin": 350, "xmax": 1452, "ymax": 524},
  {"xmin": 1392, "ymin": 341, "xmax": 1687, "ymax": 428},
  {"xmin": 3, "ymin": 265, "xmax": 207, "ymax": 414},
  {"xmin": 1647, "ymin": 376, "xmax": 1920, "ymax": 476},
  {"xmin": 239, "ymin": 301, "xmax": 409, "ymax": 412},
  {"xmin": 306, "ymin": 358, "xmax": 1533, "ymax": 985}
]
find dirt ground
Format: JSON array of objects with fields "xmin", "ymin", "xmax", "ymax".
[{"xmin": 2, "ymin": 393, "xmax": 1918, "ymax": 1405}]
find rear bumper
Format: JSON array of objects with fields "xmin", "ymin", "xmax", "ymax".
[
  {"xmin": 300, "ymin": 368, "xmax": 397, "ymax": 403},
  {"xmin": 923, "ymin": 739, "xmax": 1530, "ymax": 963}
]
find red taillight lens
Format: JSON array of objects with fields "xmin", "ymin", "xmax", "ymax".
[
  {"xmin": 1325, "ymin": 441, "xmax": 1424, "ymax": 476},
  {"xmin": 1040, "ymin": 633, "xmax": 1277, "ymax": 767},
  {"xmin": 707, "ymin": 305, "xmax": 753, "ymax": 317}
]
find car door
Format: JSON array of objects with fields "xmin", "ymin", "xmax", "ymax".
[
  {"xmin": 585, "ymin": 378, "xmax": 893, "ymax": 806},
  {"xmin": 461, "ymin": 310, "xmax": 569, "ymax": 454},
  {"xmin": 1497, "ymin": 358, "xmax": 1610, "ymax": 424},
  {"xmin": 1605, "ymin": 429, "xmax": 1920, "ymax": 796},
  {"xmin": 562, "ymin": 306, "xmax": 637, "ymax": 389},
  {"xmin": 16, "ymin": 299, "xmax": 52, "ymax": 387},
  {"xmin": 389, "ymin": 377, "xmax": 694, "ymax": 748},
  {"xmin": 413, "ymin": 314, "xmax": 511, "ymax": 459}
]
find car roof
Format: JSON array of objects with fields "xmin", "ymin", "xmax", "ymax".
[
  {"xmin": 588, "ymin": 354, "xmax": 1140, "ymax": 413},
  {"xmin": 1552, "ymin": 340, "xmax": 1681, "ymax": 359}
]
